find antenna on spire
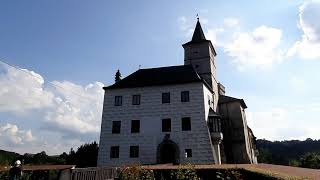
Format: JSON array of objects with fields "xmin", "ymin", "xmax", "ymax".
[{"xmin": 196, "ymin": 14, "xmax": 199, "ymax": 21}]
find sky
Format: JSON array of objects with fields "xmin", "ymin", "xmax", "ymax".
[{"xmin": 0, "ymin": 0, "xmax": 320, "ymax": 155}]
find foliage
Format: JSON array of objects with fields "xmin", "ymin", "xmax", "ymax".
[
  {"xmin": 300, "ymin": 152, "xmax": 320, "ymax": 169},
  {"xmin": 0, "ymin": 169, "xmax": 60, "ymax": 180},
  {"xmin": 0, "ymin": 141, "xmax": 98, "ymax": 168},
  {"xmin": 118, "ymin": 165, "xmax": 155, "ymax": 180},
  {"xmin": 64, "ymin": 141, "xmax": 99, "ymax": 167},
  {"xmin": 216, "ymin": 170, "xmax": 243, "ymax": 180},
  {"xmin": 115, "ymin": 69, "xmax": 122, "ymax": 82},
  {"xmin": 170, "ymin": 164, "xmax": 199, "ymax": 180},
  {"xmin": 0, "ymin": 150, "xmax": 20, "ymax": 166},
  {"xmin": 257, "ymin": 138, "xmax": 320, "ymax": 168}
]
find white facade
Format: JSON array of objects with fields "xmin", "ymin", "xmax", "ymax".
[{"xmin": 97, "ymin": 82, "xmax": 220, "ymax": 166}]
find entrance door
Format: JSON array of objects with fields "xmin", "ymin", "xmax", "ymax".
[
  {"xmin": 160, "ymin": 143, "xmax": 176, "ymax": 163},
  {"xmin": 157, "ymin": 139, "xmax": 179, "ymax": 164}
]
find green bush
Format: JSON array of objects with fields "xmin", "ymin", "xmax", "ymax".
[
  {"xmin": 170, "ymin": 164, "xmax": 199, "ymax": 180},
  {"xmin": 118, "ymin": 165, "xmax": 155, "ymax": 180},
  {"xmin": 215, "ymin": 169, "xmax": 243, "ymax": 180}
]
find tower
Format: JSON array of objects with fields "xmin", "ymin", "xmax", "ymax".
[{"xmin": 182, "ymin": 18, "xmax": 219, "ymax": 107}]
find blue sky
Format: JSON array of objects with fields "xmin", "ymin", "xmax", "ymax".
[{"xmin": 1, "ymin": 0, "xmax": 320, "ymax": 154}]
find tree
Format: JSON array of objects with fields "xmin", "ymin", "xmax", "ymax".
[
  {"xmin": 64, "ymin": 142, "xmax": 99, "ymax": 167},
  {"xmin": 74, "ymin": 142, "xmax": 99, "ymax": 167},
  {"xmin": 115, "ymin": 69, "xmax": 122, "ymax": 82},
  {"xmin": 300, "ymin": 152, "xmax": 320, "ymax": 169}
]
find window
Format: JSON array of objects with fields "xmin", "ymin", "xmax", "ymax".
[
  {"xmin": 208, "ymin": 118, "xmax": 221, "ymax": 132},
  {"xmin": 132, "ymin": 95, "xmax": 141, "ymax": 105},
  {"xmin": 185, "ymin": 149, "xmax": 192, "ymax": 158},
  {"xmin": 181, "ymin": 91, "xmax": 190, "ymax": 102},
  {"xmin": 131, "ymin": 120, "xmax": 140, "ymax": 133},
  {"xmin": 162, "ymin": 93, "xmax": 170, "ymax": 103},
  {"xmin": 114, "ymin": 96, "xmax": 122, "ymax": 106},
  {"xmin": 208, "ymin": 95, "xmax": 211, "ymax": 105},
  {"xmin": 182, "ymin": 117, "xmax": 191, "ymax": 131},
  {"xmin": 162, "ymin": 118, "xmax": 171, "ymax": 132},
  {"xmin": 112, "ymin": 121, "xmax": 121, "ymax": 134},
  {"xmin": 110, "ymin": 146, "xmax": 119, "ymax": 158},
  {"xmin": 130, "ymin": 146, "xmax": 139, "ymax": 158}
]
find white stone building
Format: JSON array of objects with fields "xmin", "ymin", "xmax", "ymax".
[{"xmin": 97, "ymin": 19, "xmax": 258, "ymax": 166}]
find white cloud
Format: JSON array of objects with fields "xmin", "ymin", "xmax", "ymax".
[
  {"xmin": 247, "ymin": 108, "xmax": 307, "ymax": 140},
  {"xmin": 177, "ymin": 16, "xmax": 188, "ymax": 31},
  {"xmin": 224, "ymin": 26, "xmax": 284, "ymax": 70},
  {"xmin": 0, "ymin": 65, "xmax": 54, "ymax": 113},
  {"xmin": 287, "ymin": 1, "xmax": 320, "ymax": 59},
  {"xmin": 0, "ymin": 63, "xmax": 104, "ymax": 154},
  {"xmin": 289, "ymin": 76, "xmax": 307, "ymax": 94},
  {"xmin": 223, "ymin": 18, "xmax": 239, "ymax": 27},
  {"xmin": 45, "ymin": 81, "xmax": 104, "ymax": 134},
  {"xmin": 0, "ymin": 123, "xmax": 34, "ymax": 145},
  {"xmin": 177, "ymin": 16, "xmax": 286, "ymax": 70}
]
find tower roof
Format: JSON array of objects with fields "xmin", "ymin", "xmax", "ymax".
[
  {"xmin": 191, "ymin": 19, "xmax": 207, "ymax": 42},
  {"xmin": 182, "ymin": 18, "xmax": 217, "ymax": 56}
]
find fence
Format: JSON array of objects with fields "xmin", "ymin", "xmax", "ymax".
[{"xmin": 70, "ymin": 167, "xmax": 118, "ymax": 180}]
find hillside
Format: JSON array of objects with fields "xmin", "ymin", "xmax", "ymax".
[
  {"xmin": 257, "ymin": 138, "xmax": 320, "ymax": 166},
  {"xmin": 0, "ymin": 150, "xmax": 20, "ymax": 165}
]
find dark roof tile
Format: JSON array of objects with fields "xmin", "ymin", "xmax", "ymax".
[
  {"xmin": 218, "ymin": 95, "xmax": 247, "ymax": 108},
  {"xmin": 104, "ymin": 65, "xmax": 205, "ymax": 90}
]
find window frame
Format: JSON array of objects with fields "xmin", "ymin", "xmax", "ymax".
[
  {"xmin": 110, "ymin": 146, "xmax": 119, "ymax": 159},
  {"xmin": 114, "ymin": 96, "xmax": 123, "ymax": 106},
  {"xmin": 130, "ymin": 146, "xmax": 139, "ymax": 158},
  {"xmin": 162, "ymin": 118, "xmax": 171, "ymax": 132},
  {"xmin": 131, "ymin": 120, "xmax": 140, "ymax": 133},
  {"xmin": 132, "ymin": 94, "xmax": 141, "ymax": 105},
  {"xmin": 162, "ymin": 92, "xmax": 170, "ymax": 104},
  {"xmin": 181, "ymin": 117, "xmax": 191, "ymax": 131},
  {"xmin": 112, "ymin": 121, "xmax": 121, "ymax": 134},
  {"xmin": 181, "ymin": 91, "xmax": 190, "ymax": 102}
]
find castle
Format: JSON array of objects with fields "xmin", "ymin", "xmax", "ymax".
[{"xmin": 97, "ymin": 19, "xmax": 258, "ymax": 166}]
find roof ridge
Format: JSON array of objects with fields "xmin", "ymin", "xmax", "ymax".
[{"xmin": 139, "ymin": 64, "xmax": 191, "ymax": 70}]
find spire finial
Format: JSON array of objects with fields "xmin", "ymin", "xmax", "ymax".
[{"xmin": 196, "ymin": 13, "xmax": 199, "ymax": 21}]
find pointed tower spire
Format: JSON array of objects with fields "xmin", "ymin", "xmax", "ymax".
[{"xmin": 191, "ymin": 18, "xmax": 207, "ymax": 42}]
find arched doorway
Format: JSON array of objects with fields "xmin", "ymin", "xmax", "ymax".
[{"xmin": 157, "ymin": 138, "xmax": 179, "ymax": 164}]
